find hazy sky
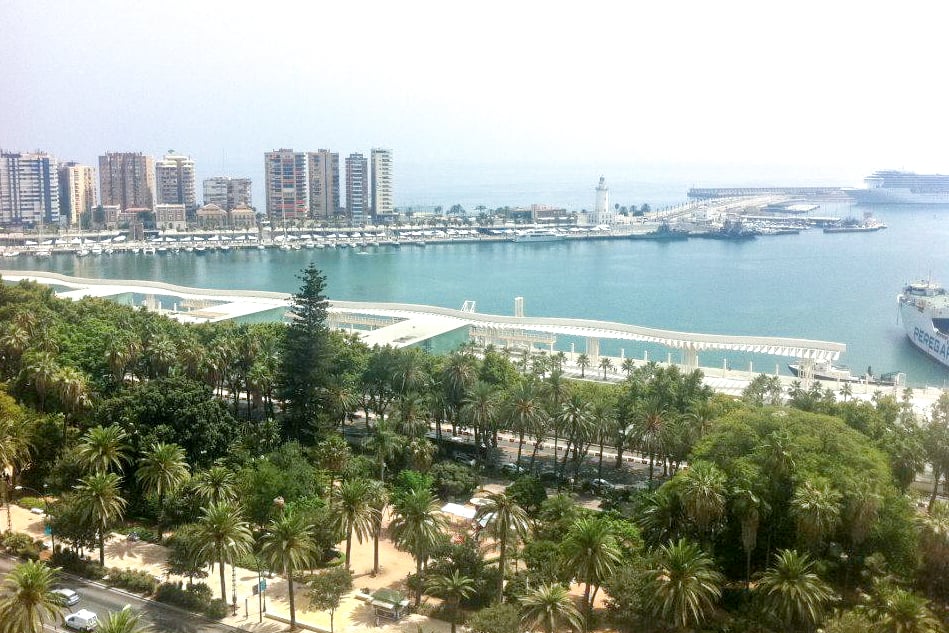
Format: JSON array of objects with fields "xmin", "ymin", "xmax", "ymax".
[{"xmin": 2, "ymin": 1, "xmax": 946, "ymax": 207}]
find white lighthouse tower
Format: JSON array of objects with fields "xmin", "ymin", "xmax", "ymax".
[{"xmin": 593, "ymin": 176, "xmax": 612, "ymax": 225}]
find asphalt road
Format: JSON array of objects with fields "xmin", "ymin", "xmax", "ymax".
[{"xmin": 0, "ymin": 557, "xmax": 242, "ymax": 633}]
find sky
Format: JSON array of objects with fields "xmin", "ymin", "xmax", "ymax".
[{"xmin": 2, "ymin": 0, "xmax": 947, "ymax": 209}]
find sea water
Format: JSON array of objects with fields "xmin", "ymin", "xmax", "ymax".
[{"xmin": 3, "ymin": 204, "xmax": 948, "ymax": 389}]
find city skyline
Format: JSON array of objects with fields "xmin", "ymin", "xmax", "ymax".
[{"xmin": 3, "ymin": 1, "xmax": 945, "ymax": 210}]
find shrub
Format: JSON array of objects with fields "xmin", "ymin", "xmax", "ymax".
[
  {"xmin": 1, "ymin": 531, "xmax": 41, "ymax": 560},
  {"xmin": 15, "ymin": 496, "xmax": 47, "ymax": 511},
  {"xmin": 51, "ymin": 550, "xmax": 106, "ymax": 579},
  {"xmin": 105, "ymin": 568, "xmax": 158, "ymax": 595},
  {"xmin": 205, "ymin": 598, "xmax": 229, "ymax": 619},
  {"xmin": 155, "ymin": 581, "xmax": 224, "ymax": 617}
]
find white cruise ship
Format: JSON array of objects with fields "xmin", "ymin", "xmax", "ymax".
[
  {"xmin": 512, "ymin": 229, "xmax": 564, "ymax": 243},
  {"xmin": 898, "ymin": 280, "xmax": 949, "ymax": 369},
  {"xmin": 847, "ymin": 171, "xmax": 949, "ymax": 204}
]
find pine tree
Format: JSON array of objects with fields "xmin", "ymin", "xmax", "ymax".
[{"xmin": 278, "ymin": 265, "xmax": 332, "ymax": 442}]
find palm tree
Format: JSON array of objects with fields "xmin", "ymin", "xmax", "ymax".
[
  {"xmin": 678, "ymin": 461, "xmax": 726, "ymax": 545},
  {"xmin": 96, "ymin": 606, "xmax": 151, "ymax": 633},
  {"xmin": 560, "ymin": 517, "xmax": 621, "ymax": 617},
  {"xmin": 331, "ymin": 478, "xmax": 377, "ymax": 572},
  {"xmin": 556, "ymin": 394, "xmax": 594, "ymax": 479},
  {"xmin": 192, "ymin": 465, "xmax": 237, "ymax": 505},
  {"xmin": 520, "ymin": 583, "xmax": 583, "ymax": 633},
  {"xmin": 0, "ymin": 560, "xmax": 65, "ymax": 633},
  {"xmin": 367, "ymin": 480, "xmax": 388, "ymax": 576},
  {"xmin": 55, "ymin": 366, "xmax": 90, "ymax": 423},
  {"xmin": 755, "ymin": 549, "xmax": 836, "ymax": 633},
  {"xmin": 630, "ymin": 396, "xmax": 669, "ymax": 483},
  {"xmin": 196, "ymin": 501, "xmax": 254, "ymax": 604},
  {"xmin": 389, "ymin": 487, "xmax": 448, "ymax": 606},
  {"xmin": 260, "ymin": 508, "xmax": 317, "ymax": 630},
  {"xmin": 76, "ymin": 472, "xmax": 127, "ymax": 566},
  {"xmin": 476, "ymin": 491, "xmax": 531, "ymax": 603},
  {"xmin": 621, "ymin": 357, "xmax": 636, "ymax": 378},
  {"xmin": 502, "ymin": 381, "xmax": 544, "ymax": 467},
  {"xmin": 860, "ymin": 582, "xmax": 941, "ymax": 633},
  {"xmin": 791, "ymin": 481, "xmax": 842, "ymax": 552},
  {"xmin": 20, "ymin": 350, "xmax": 59, "ymax": 412},
  {"xmin": 732, "ymin": 485, "xmax": 769, "ymax": 586},
  {"xmin": 839, "ymin": 382, "xmax": 853, "ymax": 402},
  {"xmin": 426, "ymin": 570, "xmax": 476, "ymax": 633},
  {"xmin": 321, "ymin": 375, "xmax": 360, "ymax": 429},
  {"xmin": 598, "ymin": 357, "xmax": 613, "ymax": 380},
  {"xmin": 645, "ymin": 539, "xmax": 723, "ymax": 632},
  {"xmin": 366, "ymin": 419, "xmax": 403, "ymax": 481},
  {"xmin": 76, "ymin": 425, "xmax": 130, "ymax": 475},
  {"xmin": 576, "ymin": 354, "xmax": 590, "ymax": 378},
  {"xmin": 462, "ymin": 381, "xmax": 501, "ymax": 457},
  {"xmin": 136, "ymin": 442, "xmax": 190, "ymax": 540}
]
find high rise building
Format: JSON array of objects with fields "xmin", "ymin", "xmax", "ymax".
[
  {"xmin": 371, "ymin": 148, "xmax": 393, "ymax": 221},
  {"xmin": 58, "ymin": 162, "xmax": 97, "ymax": 226},
  {"xmin": 203, "ymin": 177, "xmax": 252, "ymax": 210},
  {"xmin": 98, "ymin": 152, "xmax": 154, "ymax": 210},
  {"xmin": 264, "ymin": 149, "xmax": 307, "ymax": 220},
  {"xmin": 307, "ymin": 150, "xmax": 340, "ymax": 220},
  {"xmin": 155, "ymin": 151, "xmax": 196, "ymax": 212},
  {"xmin": 0, "ymin": 152, "xmax": 60, "ymax": 226},
  {"xmin": 345, "ymin": 153, "xmax": 368, "ymax": 226}
]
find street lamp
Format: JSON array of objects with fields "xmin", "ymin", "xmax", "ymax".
[{"xmin": 14, "ymin": 485, "xmax": 53, "ymax": 553}]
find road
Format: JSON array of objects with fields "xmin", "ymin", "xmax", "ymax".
[{"xmin": 0, "ymin": 557, "xmax": 241, "ymax": 633}]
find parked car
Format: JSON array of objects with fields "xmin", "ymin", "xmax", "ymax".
[
  {"xmin": 590, "ymin": 478, "xmax": 616, "ymax": 494},
  {"xmin": 500, "ymin": 463, "xmax": 527, "ymax": 476},
  {"xmin": 64, "ymin": 609, "xmax": 99, "ymax": 631},
  {"xmin": 53, "ymin": 588, "xmax": 80, "ymax": 607},
  {"xmin": 452, "ymin": 452, "xmax": 476, "ymax": 467},
  {"xmin": 539, "ymin": 469, "xmax": 570, "ymax": 485}
]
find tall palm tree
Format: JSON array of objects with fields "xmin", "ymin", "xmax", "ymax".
[
  {"xmin": 426, "ymin": 570, "xmax": 476, "ymax": 633},
  {"xmin": 678, "ymin": 461, "xmax": 726, "ymax": 545},
  {"xmin": 20, "ymin": 350, "xmax": 59, "ymax": 412},
  {"xmin": 476, "ymin": 491, "xmax": 531, "ymax": 603},
  {"xmin": 367, "ymin": 480, "xmax": 388, "ymax": 576},
  {"xmin": 55, "ymin": 366, "xmax": 90, "ymax": 423},
  {"xmin": 0, "ymin": 560, "xmax": 65, "ymax": 633},
  {"xmin": 136, "ymin": 442, "xmax": 190, "ymax": 539},
  {"xmin": 366, "ymin": 419, "xmax": 403, "ymax": 481},
  {"xmin": 196, "ymin": 501, "xmax": 254, "ymax": 604},
  {"xmin": 755, "ymin": 549, "xmax": 836, "ymax": 633},
  {"xmin": 560, "ymin": 517, "xmax": 621, "ymax": 617},
  {"xmin": 321, "ymin": 375, "xmax": 359, "ymax": 429},
  {"xmin": 556, "ymin": 394, "xmax": 594, "ymax": 479},
  {"xmin": 462, "ymin": 381, "xmax": 501, "ymax": 457},
  {"xmin": 520, "ymin": 583, "xmax": 583, "ymax": 633},
  {"xmin": 732, "ymin": 485, "xmax": 769, "ymax": 586},
  {"xmin": 76, "ymin": 425, "xmax": 130, "ymax": 475},
  {"xmin": 598, "ymin": 357, "xmax": 613, "ymax": 380},
  {"xmin": 575, "ymin": 354, "xmax": 590, "ymax": 378},
  {"xmin": 502, "ymin": 381, "xmax": 544, "ymax": 467},
  {"xmin": 645, "ymin": 538, "xmax": 723, "ymax": 633},
  {"xmin": 192, "ymin": 465, "xmax": 237, "ymax": 505},
  {"xmin": 96, "ymin": 605, "xmax": 151, "ymax": 633},
  {"xmin": 791, "ymin": 481, "xmax": 842, "ymax": 552},
  {"xmin": 630, "ymin": 396, "xmax": 669, "ymax": 483},
  {"xmin": 76, "ymin": 472, "xmax": 127, "ymax": 566},
  {"xmin": 621, "ymin": 357, "xmax": 636, "ymax": 378},
  {"xmin": 389, "ymin": 487, "xmax": 448, "ymax": 606},
  {"xmin": 331, "ymin": 478, "xmax": 377, "ymax": 572},
  {"xmin": 260, "ymin": 508, "xmax": 317, "ymax": 630}
]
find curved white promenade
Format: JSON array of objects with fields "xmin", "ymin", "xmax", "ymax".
[{"xmin": 2, "ymin": 270, "xmax": 846, "ymax": 367}]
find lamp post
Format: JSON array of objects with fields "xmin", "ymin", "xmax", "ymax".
[{"xmin": 14, "ymin": 484, "xmax": 53, "ymax": 553}]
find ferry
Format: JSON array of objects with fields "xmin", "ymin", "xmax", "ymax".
[
  {"xmin": 898, "ymin": 280, "xmax": 949, "ymax": 369},
  {"xmin": 787, "ymin": 360, "xmax": 903, "ymax": 386},
  {"xmin": 512, "ymin": 229, "xmax": 564, "ymax": 243},
  {"xmin": 847, "ymin": 170, "xmax": 949, "ymax": 205}
]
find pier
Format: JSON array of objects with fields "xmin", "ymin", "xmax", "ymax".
[{"xmin": 688, "ymin": 186, "xmax": 848, "ymax": 200}]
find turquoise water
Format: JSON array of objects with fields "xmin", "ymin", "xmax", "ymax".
[{"xmin": 4, "ymin": 205, "xmax": 949, "ymax": 388}]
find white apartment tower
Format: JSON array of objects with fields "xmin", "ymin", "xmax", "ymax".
[
  {"xmin": 203, "ymin": 177, "xmax": 252, "ymax": 210},
  {"xmin": 307, "ymin": 150, "xmax": 340, "ymax": 220},
  {"xmin": 0, "ymin": 152, "xmax": 60, "ymax": 226},
  {"xmin": 371, "ymin": 148, "xmax": 393, "ymax": 220},
  {"xmin": 58, "ymin": 162, "xmax": 97, "ymax": 226},
  {"xmin": 155, "ymin": 151, "xmax": 197, "ymax": 212},
  {"xmin": 592, "ymin": 176, "xmax": 612, "ymax": 225},
  {"xmin": 345, "ymin": 153, "xmax": 368, "ymax": 226}
]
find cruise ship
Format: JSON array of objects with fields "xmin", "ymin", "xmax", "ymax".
[
  {"xmin": 512, "ymin": 229, "xmax": 564, "ymax": 243},
  {"xmin": 898, "ymin": 280, "xmax": 949, "ymax": 369},
  {"xmin": 846, "ymin": 170, "xmax": 949, "ymax": 204}
]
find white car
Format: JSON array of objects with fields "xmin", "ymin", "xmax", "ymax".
[
  {"xmin": 53, "ymin": 588, "xmax": 80, "ymax": 606},
  {"xmin": 64, "ymin": 609, "xmax": 99, "ymax": 631}
]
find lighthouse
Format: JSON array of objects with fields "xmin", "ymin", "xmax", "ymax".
[{"xmin": 593, "ymin": 176, "xmax": 612, "ymax": 225}]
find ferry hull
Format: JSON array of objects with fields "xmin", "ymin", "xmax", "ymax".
[
  {"xmin": 846, "ymin": 188, "xmax": 949, "ymax": 205},
  {"xmin": 899, "ymin": 301, "xmax": 949, "ymax": 368}
]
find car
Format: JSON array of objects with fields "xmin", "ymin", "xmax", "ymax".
[
  {"xmin": 500, "ymin": 463, "xmax": 527, "ymax": 476},
  {"xmin": 53, "ymin": 588, "xmax": 80, "ymax": 607},
  {"xmin": 64, "ymin": 609, "xmax": 99, "ymax": 631},
  {"xmin": 539, "ymin": 469, "xmax": 569, "ymax": 485},
  {"xmin": 590, "ymin": 478, "xmax": 616, "ymax": 494},
  {"xmin": 452, "ymin": 452, "xmax": 476, "ymax": 467}
]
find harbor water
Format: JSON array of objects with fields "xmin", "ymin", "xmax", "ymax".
[{"xmin": 3, "ymin": 204, "xmax": 949, "ymax": 389}]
